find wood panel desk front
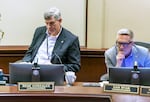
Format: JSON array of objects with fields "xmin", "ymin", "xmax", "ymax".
[
  {"xmin": 0, "ymin": 46, "xmax": 107, "ymax": 82},
  {"xmin": 0, "ymin": 82, "xmax": 150, "ymax": 102}
]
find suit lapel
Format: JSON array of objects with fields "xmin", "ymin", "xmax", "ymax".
[
  {"xmin": 52, "ymin": 28, "xmax": 66, "ymax": 53},
  {"xmin": 34, "ymin": 29, "xmax": 47, "ymax": 53}
]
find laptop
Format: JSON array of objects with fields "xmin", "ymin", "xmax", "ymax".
[
  {"xmin": 9, "ymin": 63, "xmax": 65, "ymax": 85},
  {"xmin": 109, "ymin": 67, "xmax": 132, "ymax": 84},
  {"xmin": 109, "ymin": 67, "xmax": 150, "ymax": 86}
]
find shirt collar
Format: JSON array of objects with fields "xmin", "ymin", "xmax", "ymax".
[{"xmin": 126, "ymin": 47, "xmax": 136, "ymax": 58}]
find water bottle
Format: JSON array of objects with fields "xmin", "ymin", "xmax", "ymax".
[{"xmin": 0, "ymin": 69, "xmax": 3, "ymax": 81}]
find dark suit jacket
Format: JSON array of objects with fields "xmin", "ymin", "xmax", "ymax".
[{"xmin": 22, "ymin": 26, "xmax": 80, "ymax": 72}]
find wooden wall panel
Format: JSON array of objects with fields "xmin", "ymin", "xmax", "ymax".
[{"xmin": 0, "ymin": 46, "xmax": 106, "ymax": 82}]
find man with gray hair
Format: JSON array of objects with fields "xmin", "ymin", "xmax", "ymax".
[
  {"xmin": 22, "ymin": 7, "xmax": 80, "ymax": 85},
  {"xmin": 100, "ymin": 28, "xmax": 150, "ymax": 81}
]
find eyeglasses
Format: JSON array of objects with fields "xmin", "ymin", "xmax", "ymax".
[{"xmin": 116, "ymin": 41, "xmax": 132, "ymax": 47}]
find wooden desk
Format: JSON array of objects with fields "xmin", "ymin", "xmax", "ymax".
[
  {"xmin": 0, "ymin": 82, "xmax": 150, "ymax": 102},
  {"xmin": 0, "ymin": 83, "xmax": 111, "ymax": 102}
]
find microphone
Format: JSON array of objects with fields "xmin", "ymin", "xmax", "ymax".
[
  {"xmin": 133, "ymin": 61, "xmax": 138, "ymax": 71},
  {"xmin": 126, "ymin": 44, "xmax": 140, "ymax": 85},
  {"xmin": 53, "ymin": 52, "xmax": 62, "ymax": 64},
  {"xmin": 32, "ymin": 57, "xmax": 40, "ymax": 82},
  {"xmin": 131, "ymin": 61, "xmax": 140, "ymax": 85}
]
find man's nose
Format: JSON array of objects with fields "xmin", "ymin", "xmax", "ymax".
[{"xmin": 119, "ymin": 44, "xmax": 125, "ymax": 48}]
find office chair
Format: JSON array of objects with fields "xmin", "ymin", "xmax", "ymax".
[
  {"xmin": 134, "ymin": 41, "xmax": 150, "ymax": 49},
  {"xmin": 100, "ymin": 41, "xmax": 150, "ymax": 81}
]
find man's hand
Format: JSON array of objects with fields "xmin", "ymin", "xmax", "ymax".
[{"xmin": 116, "ymin": 51, "xmax": 125, "ymax": 67}]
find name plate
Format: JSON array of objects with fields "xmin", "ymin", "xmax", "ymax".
[
  {"xmin": 103, "ymin": 83, "xmax": 139, "ymax": 94},
  {"xmin": 18, "ymin": 82, "xmax": 55, "ymax": 91},
  {"xmin": 140, "ymin": 86, "xmax": 150, "ymax": 96}
]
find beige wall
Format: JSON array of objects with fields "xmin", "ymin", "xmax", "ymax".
[
  {"xmin": 1, "ymin": 0, "xmax": 150, "ymax": 48},
  {"xmin": 87, "ymin": 0, "xmax": 150, "ymax": 48},
  {"xmin": 87, "ymin": 0, "xmax": 104, "ymax": 48},
  {"xmin": 0, "ymin": 0, "xmax": 86, "ymax": 46}
]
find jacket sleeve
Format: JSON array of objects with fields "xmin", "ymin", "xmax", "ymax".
[{"xmin": 63, "ymin": 37, "xmax": 81, "ymax": 72}]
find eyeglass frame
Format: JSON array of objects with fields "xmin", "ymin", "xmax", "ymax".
[{"xmin": 116, "ymin": 41, "xmax": 133, "ymax": 47}]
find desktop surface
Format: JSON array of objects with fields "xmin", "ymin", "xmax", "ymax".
[{"xmin": 0, "ymin": 82, "xmax": 150, "ymax": 102}]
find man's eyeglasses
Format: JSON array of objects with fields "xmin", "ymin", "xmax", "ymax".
[{"xmin": 116, "ymin": 41, "xmax": 132, "ymax": 47}]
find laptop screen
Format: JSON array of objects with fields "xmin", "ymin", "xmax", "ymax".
[
  {"xmin": 109, "ymin": 67, "xmax": 150, "ymax": 86},
  {"xmin": 9, "ymin": 63, "xmax": 65, "ymax": 85},
  {"xmin": 109, "ymin": 67, "xmax": 132, "ymax": 84}
]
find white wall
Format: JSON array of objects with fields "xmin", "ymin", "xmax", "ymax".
[
  {"xmin": 88, "ymin": 0, "xmax": 150, "ymax": 48},
  {"xmin": 1, "ymin": 0, "xmax": 150, "ymax": 48},
  {"xmin": 104, "ymin": 0, "xmax": 150, "ymax": 48},
  {"xmin": 87, "ymin": 0, "xmax": 104, "ymax": 48},
  {"xmin": 0, "ymin": 0, "xmax": 86, "ymax": 46}
]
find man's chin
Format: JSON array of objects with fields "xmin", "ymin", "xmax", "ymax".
[
  {"xmin": 119, "ymin": 50, "xmax": 124, "ymax": 52},
  {"xmin": 50, "ymin": 32, "xmax": 57, "ymax": 36}
]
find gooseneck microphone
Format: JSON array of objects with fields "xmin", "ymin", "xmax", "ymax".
[
  {"xmin": 131, "ymin": 61, "xmax": 140, "ymax": 85},
  {"xmin": 54, "ymin": 52, "xmax": 63, "ymax": 64},
  {"xmin": 133, "ymin": 61, "xmax": 138, "ymax": 71},
  {"xmin": 32, "ymin": 58, "xmax": 40, "ymax": 82}
]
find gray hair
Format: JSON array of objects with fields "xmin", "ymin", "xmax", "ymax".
[
  {"xmin": 44, "ymin": 7, "xmax": 61, "ymax": 20},
  {"xmin": 117, "ymin": 28, "xmax": 134, "ymax": 40}
]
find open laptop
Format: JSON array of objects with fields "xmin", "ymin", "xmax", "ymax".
[
  {"xmin": 109, "ymin": 67, "xmax": 132, "ymax": 84},
  {"xmin": 109, "ymin": 67, "xmax": 150, "ymax": 86},
  {"xmin": 9, "ymin": 63, "xmax": 65, "ymax": 86}
]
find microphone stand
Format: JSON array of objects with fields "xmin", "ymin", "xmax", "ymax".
[
  {"xmin": 32, "ymin": 59, "xmax": 40, "ymax": 82},
  {"xmin": 53, "ymin": 52, "xmax": 63, "ymax": 64},
  {"xmin": 131, "ymin": 61, "xmax": 140, "ymax": 85}
]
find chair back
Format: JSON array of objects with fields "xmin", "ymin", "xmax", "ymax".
[{"xmin": 134, "ymin": 41, "xmax": 150, "ymax": 50}]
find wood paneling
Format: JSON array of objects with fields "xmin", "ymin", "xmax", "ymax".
[
  {"xmin": 78, "ymin": 48, "xmax": 107, "ymax": 82},
  {"xmin": 0, "ymin": 82, "xmax": 150, "ymax": 102},
  {"xmin": 0, "ymin": 83, "xmax": 112, "ymax": 102},
  {"xmin": 0, "ymin": 46, "xmax": 107, "ymax": 82}
]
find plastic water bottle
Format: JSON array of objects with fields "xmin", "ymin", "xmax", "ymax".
[{"xmin": 0, "ymin": 69, "xmax": 3, "ymax": 81}]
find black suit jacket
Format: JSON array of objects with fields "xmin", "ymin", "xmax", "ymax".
[{"xmin": 22, "ymin": 26, "xmax": 80, "ymax": 72}]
